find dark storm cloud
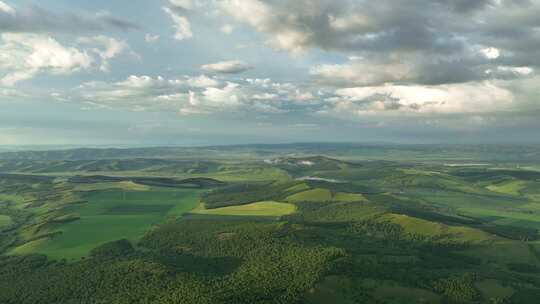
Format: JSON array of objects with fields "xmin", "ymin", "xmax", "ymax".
[{"xmin": 0, "ymin": 3, "xmax": 140, "ymax": 34}]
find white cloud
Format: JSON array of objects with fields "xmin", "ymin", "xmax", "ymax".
[
  {"xmin": 220, "ymin": 24, "xmax": 235, "ymax": 34},
  {"xmin": 0, "ymin": 33, "xmax": 128, "ymax": 86},
  {"xmin": 201, "ymin": 60, "xmax": 253, "ymax": 74},
  {"xmin": 311, "ymin": 58, "xmax": 413, "ymax": 87},
  {"xmin": 0, "ymin": 0, "xmax": 15, "ymax": 16},
  {"xmin": 220, "ymin": 0, "xmax": 312, "ymax": 54},
  {"xmin": 252, "ymin": 93, "xmax": 279, "ymax": 100},
  {"xmin": 69, "ymin": 74, "xmax": 308, "ymax": 115},
  {"xmin": 0, "ymin": 33, "xmax": 93, "ymax": 86},
  {"xmin": 329, "ymin": 13, "xmax": 371, "ymax": 31},
  {"xmin": 0, "ymin": 87, "xmax": 26, "ymax": 98},
  {"xmin": 169, "ymin": 0, "xmax": 194, "ymax": 9},
  {"xmin": 155, "ymin": 93, "xmax": 189, "ymax": 102},
  {"xmin": 331, "ymin": 82, "xmax": 514, "ymax": 115},
  {"xmin": 116, "ymin": 75, "xmax": 168, "ymax": 89},
  {"xmin": 185, "ymin": 75, "xmax": 220, "ymax": 88},
  {"xmin": 481, "ymin": 47, "xmax": 501, "ymax": 60},
  {"xmin": 77, "ymin": 36, "xmax": 128, "ymax": 72},
  {"xmin": 163, "ymin": 5, "xmax": 193, "ymax": 40},
  {"xmin": 163, "ymin": 0, "xmax": 216, "ymax": 41},
  {"xmin": 200, "ymin": 82, "xmax": 242, "ymax": 106},
  {"xmin": 497, "ymin": 66, "xmax": 533, "ymax": 76},
  {"xmin": 145, "ymin": 34, "xmax": 160, "ymax": 43}
]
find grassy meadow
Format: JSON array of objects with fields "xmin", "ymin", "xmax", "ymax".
[{"xmin": 192, "ymin": 201, "xmax": 296, "ymax": 217}]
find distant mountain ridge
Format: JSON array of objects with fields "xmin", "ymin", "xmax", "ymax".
[{"xmin": 0, "ymin": 143, "xmax": 539, "ymax": 163}]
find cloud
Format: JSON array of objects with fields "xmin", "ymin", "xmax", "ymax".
[
  {"xmin": 481, "ymin": 47, "xmax": 500, "ymax": 60},
  {"xmin": 0, "ymin": 33, "xmax": 92, "ymax": 86},
  {"xmin": 68, "ymin": 74, "xmax": 317, "ymax": 115},
  {"xmin": 163, "ymin": 6, "xmax": 193, "ymax": 40},
  {"xmin": 77, "ymin": 35, "xmax": 128, "ymax": 72},
  {"xmin": 0, "ymin": 86, "xmax": 26, "ymax": 99},
  {"xmin": 145, "ymin": 34, "xmax": 160, "ymax": 43},
  {"xmin": 0, "ymin": 1, "xmax": 139, "ymax": 34},
  {"xmin": 185, "ymin": 75, "xmax": 220, "ymax": 88},
  {"xmin": 169, "ymin": 0, "xmax": 195, "ymax": 10},
  {"xmin": 326, "ymin": 82, "xmax": 514, "ymax": 115},
  {"xmin": 201, "ymin": 60, "xmax": 253, "ymax": 74},
  {"xmin": 0, "ymin": 1, "xmax": 15, "ymax": 16},
  {"xmin": 218, "ymin": 0, "xmax": 487, "ymax": 54},
  {"xmin": 0, "ymin": 33, "xmax": 127, "ymax": 85},
  {"xmin": 311, "ymin": 57, "xmax": 414, "ymax": 87},
  {"xmin": 162, "ymin": 0, "xmax": 204, "ymax": 41},
  {"xmin": 219, "ymin": 0, "xmax": 540, "ymax": 88},
  {"xmin": 220, "ymin": 24, "xmax": 235, "ymax": 34}
]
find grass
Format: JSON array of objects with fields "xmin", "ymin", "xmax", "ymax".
[
  {"xmin": 333, "ymin": 192, "xmax": 368, "ymax": 203},
  {"xmin": 475, "ymin": 279, "xmax": 514, "ymax": 300},
  {"xmin": 487, "ymin": 180, "xmax": 528, "ymax": 195},
  {"xmin": 372, "ymin": 282, "xmax": 441, "ymax": 304},
  {"xmin": 285, "ymin": 187, "xmax": 369, "ymax": 204},
  {"xmin": 286, "ymin": 188, "xmax": 333, "ymax": 202},
  {"xmin": 74, "ymin": 181, "xmax": 150, "ymax": 192},
  {"xmin": 105, "ymin": 204, "xmax": 173, "ymax": 215},
  {"xmin": 192, "ymin": 201, "xmax": 296, "ymax": 217},
  {"xmin": 13, "ymin": 188, "xmax": 202, "ymax": 260},
  {"xmin": 458, "ymin": 207, "xmax": 540, "ymax": 228},
  {"xmin": 381, "ymin": 213, "xmax": 493, "ymax": 243},
  {"xmin": 284, "ymin": 183, "xmax": 310, "ymax": 194},
  {"xmin": 0, "ymin": 215, "xmax": 12, "ymax": 228},
  {"xmin": 463, "ymin": 241, "xmax": 539, "ymax": 265}
]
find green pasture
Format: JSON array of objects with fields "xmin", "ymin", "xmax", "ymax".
[
  {"xmin": 192, "ymin": 201, "xmax": 296, "ymax": 217},
  {"xmin": 11, "ymin": 187, "xmax": 202, "ymax": 259},
  {"xmin": 286, "ymin": 188, "xmax": 333, "ymax": 202},
  {"xmin": 74, "ymin": 181, "xmax": 150, "ymax": 192},
  {"xmin": 458, "ymin": 207, "xmax": 540, "ymax": 229},
  {"xmin": 381, "ymin": 213, "xmax": 493, "ymax": 243},
  {"xmin": 487, "ymin": 180, "xmax": 529, "ymax": 195}
]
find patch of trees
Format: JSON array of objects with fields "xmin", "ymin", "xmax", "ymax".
[
  {"xmin": 507, "ymin": 263, "xmax": 540, "ymax": 274},
  {"xmin": 285, "ymin": 201, "xmax": 382, "ymax": 224},
  {"xmin": 431, "ymin": 274, "xmax": 479, "ymax": 303},
  {"xmin": 479, "ymin": 224, "xmax": 540, "ymax": 241},
  {"xmin": 0, "ymin": 219, "xmax": 345, "ymax": 304},
  {"xmin": 69, "ymin": 175, "xmax": 226, "ymax": 189},
  {"xmin": 201, "ymin": 182, "xmax": 299, "ymax": 209}
]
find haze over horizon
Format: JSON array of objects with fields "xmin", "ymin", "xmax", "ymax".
[{"xmin": 1, "ymin": 0, "xmax": 539, "ymax": 145}]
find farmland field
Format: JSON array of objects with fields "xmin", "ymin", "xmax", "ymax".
[
  {"xmin": 192, "ymin": 201, "xmax": 296, "ymax": 217},
  {"xmin": 10, "ymin": 187, "xmax": 202, "ymax": 259}
]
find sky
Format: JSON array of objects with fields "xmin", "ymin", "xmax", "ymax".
[{"xmin": 0, "ymin": 0, "xmax": 539, "ymax": 146}]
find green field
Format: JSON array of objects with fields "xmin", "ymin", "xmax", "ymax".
[
  {"xmin": 11, "ymin": 188, "xmax": 202, "ymax": 259},
  {"xmin": 74, "ymin": 181, "xmax": 151, "ymax": 192},
  {"xmin": 286, "ymin": 188, "xmax": 333, "ymax": 202},
  {"xmin": 192, "ymin": 201, "xmax": 296, "ymax": 217},
  {"xmin": 487, "ymin": 180, "xmax": 528, "ymax": 195}
]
